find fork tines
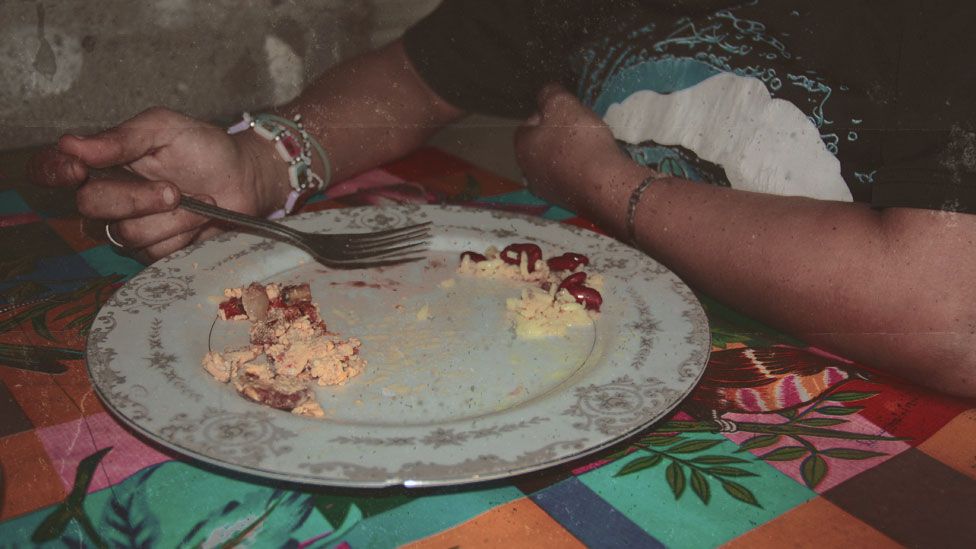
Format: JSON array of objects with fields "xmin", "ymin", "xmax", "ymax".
[{"xmin": 327, "ymin": 221, "xmax": 432, "ymax": 264}]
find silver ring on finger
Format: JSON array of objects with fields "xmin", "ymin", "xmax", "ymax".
[{"xmin": 104, "ymin": 223, "xmax": 125, "ymax": 249}]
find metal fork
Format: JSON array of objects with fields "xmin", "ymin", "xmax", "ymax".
[
  {"xmin": 86, "ymin": 167, "xmax": 429, "ymax": 266},
  {"xmin": 179, "ymin": 196, "xmax": 431, "ymax": 267}
]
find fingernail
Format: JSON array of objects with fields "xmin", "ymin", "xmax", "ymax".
[
  {"xmin": 526, "ymin": 113, "xmax": 541, "ymax": 126},
  {"xmin": 68, "ymin": 134, "xmax": 86, "ymax": 140},
  {"xmin": 162, "ymin": 186, "xmax": 177, "ymax": 206}
]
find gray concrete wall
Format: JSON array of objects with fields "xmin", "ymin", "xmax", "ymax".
[
  {"xmin": 0, "ymin": 0, "xmax": 522, "ymax": 181},
  {"xmin": 0, "ymin": 0, "xmax": 440, "ymax": 149}
]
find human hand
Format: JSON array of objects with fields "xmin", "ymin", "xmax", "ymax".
[
  {"xmin": 27, "ymin": 107, "xmax": 289, "ymax": 261},
  {"xmin": 514, "ymin": 84, "xmax": 650, "ymax": 235}
]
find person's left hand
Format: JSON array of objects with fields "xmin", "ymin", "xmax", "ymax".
[{"xmin": 514, "ymin": 84, "xmax": 649, "ymax": 235}]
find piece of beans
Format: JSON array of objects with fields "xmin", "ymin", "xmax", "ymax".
[
  {"xmin": 218, "ymin": 297, "xmax": 245, "ymax": 319},
  {"xmin": 557, "ymin": 272, "xmax": 588, "ymax": 291},
  {"xmin": 547, "ymin": 252, "xmax": 590, "ymax": 272},
  {"xmin": 501, "ymin": 243, "xmax": 543, "ymax": 272},
  {"xmin": 562, "ymin": 284, "xmax": 603, "ymax": 311}
]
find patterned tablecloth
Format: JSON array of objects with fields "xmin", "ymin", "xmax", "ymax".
[{"xmin": 0, "ymin": 145, "xmax": 974, "ymax": 548}]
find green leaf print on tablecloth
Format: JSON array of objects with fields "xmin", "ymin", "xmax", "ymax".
[{"xmin": 14, "ymin": 460, "xmax": 336, "ymax": 547}]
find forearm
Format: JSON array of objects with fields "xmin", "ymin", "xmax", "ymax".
[
  {"xmin": 606, "ymin": 167, "xmax": 976, "ymax": 395},
  {"xmin": 515, "ymin": 83, "xmax": 975, "ymax": 396},
  {"xmin": 241, "ymin": 39, "xmax": 465, "ymax": 208},
  {"xmin": 279, "ymin": 40, "xmax": 463, "ymax": 179}
]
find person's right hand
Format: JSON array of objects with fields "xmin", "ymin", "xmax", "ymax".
[
  {"xmin": 514, "ymin": 84, "xmax": 650, "ymax": 238},
  {"xmin": 28, "ymin": 107, "xmax": 289, "ymax": 261}
]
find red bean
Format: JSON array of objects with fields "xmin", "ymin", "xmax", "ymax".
[
  {"xmin": 563, "ymin": 285, "xmax": 603, "ymax": 312},
  {"xmin": 557, "ymin": 272, "xmax": 588, "ymax": 291},
  {"xmin": 500, "ymin": 243, "xmax": 543, "ymax": 272},
  {"xmin": 218, "ymin": 297, "xmax": 245, "ymax": 319},
  {"xmin": 556, "ymin": 270, "xmax": 603, "ymax": 311},
  {"xmin": 547, "ymin": 252, "xmax": 590, "ymax": 272}
]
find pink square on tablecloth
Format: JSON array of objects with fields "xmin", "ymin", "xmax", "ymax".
[
  {"xmin": 35, "ymin": 412, "xmax": 172, "ymax": 493},
  {"xmin": 722, "ymin": 410, "xmax": 911, "ymax": 493}
]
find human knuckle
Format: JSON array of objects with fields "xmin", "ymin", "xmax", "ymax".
[
  {"xmin": 537, "ymin": 83, "xmax": 563, "ymax": 103},
  {"xmin": 75, "ymin": 188, "xmax": 99, "ymax": 217},
  {"xmin": 115, "ymin": 222, "xmax": 140, "ymax": 243},
  {"xmin": 131, "ymin": 188, "xmax": 161, "ymax": 213},
  {"xmin": 545, "ymin": 91, "xmax": 573, "ymax": 110}
]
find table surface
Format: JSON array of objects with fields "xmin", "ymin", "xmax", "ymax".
[{"xmin": 1, "ymin": 146, "xmax": 974, "ymax": 548}]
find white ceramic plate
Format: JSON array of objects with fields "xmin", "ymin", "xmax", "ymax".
[{"xmin": 87, "ymin": 205, "xmax": 709, "ymax": 487}]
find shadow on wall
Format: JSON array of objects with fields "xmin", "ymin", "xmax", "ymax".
[{"xmin": 0, "ymin": 0, "xmax": 439, "ymax": 149}]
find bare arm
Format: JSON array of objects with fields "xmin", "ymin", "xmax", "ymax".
[
  {"xmin": 251, "ymin": 40, "xmax": 467, "ymax": 205},
  {"xmin": 28, "ymin": 39, "xmax": 464, "ymax": 260},
  {"xmin": 517, "ymin": 85, "xmax": 976, "ymax": 398},
  {"xmin": 628, "ymin": 167, "xmax": 975, "ymax": 397}
]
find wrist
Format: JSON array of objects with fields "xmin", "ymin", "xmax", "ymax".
[
  {"xmin": 232, "ymin": 129, "xmax": 293, "ymax": 217},
  {"xmin": 625, "ymin": 170, "xmax": 670, "ymax": 245},
  {"xmin": 231, "ymin": 112, "xmax": 333, "ymax": 218},
  {"xmin": 588, "ymin": 158, "xmax": 660, "ymax": 239}
]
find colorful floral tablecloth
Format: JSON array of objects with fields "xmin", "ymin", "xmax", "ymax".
[{"xmin": 1, "ymin": 146, "xmax": 974, "ymax": 548}]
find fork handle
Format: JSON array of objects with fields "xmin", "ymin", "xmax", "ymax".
[
  {"xmin": 180, "ymin": 195, "xmax": 305, "ymax": 245},
  {"xmin": 86, "ymin": 167, "xmax": 308, "ymax": 248}
]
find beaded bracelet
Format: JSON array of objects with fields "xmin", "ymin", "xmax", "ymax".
[
  {"xmin": 228, "ymin": 112, "xmax": 333, "ymax": 219},
  {"xmin": 625, "ymin": 171, "xmax": 669, "ymax": 245}
]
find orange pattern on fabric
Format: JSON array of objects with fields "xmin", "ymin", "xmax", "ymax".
[
  {"xmin": 402, "ymin": 497, "xmax": 586, "ymax": 549},
  {"xmin": 0, "ymin": 431, "xmax": 66, "ymax": 520},
  {"xmin": 0, "ymin": 359, "xmax": 103, "ymax": 429},
  {"xmin": 918, "ymin": 408, "xmax": 976, "ymax": 480},
  {"xmin": 721, "ymin": 497, "xmax": 900, "ymax": 549}
]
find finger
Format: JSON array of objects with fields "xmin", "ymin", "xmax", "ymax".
[
  {"xmin": 58, "ymin": 107, "xmax": 193, "ymax": 168},
  {"xmin": 139, "ymin": 229, "xmax": 200, "ymax": 262},
  {"xmin": 112, "ymin": 194, "xmax": 215, "ymax": 249},
  {"xmin": 26, "ymin": 145, "xmax": 86, "ymax": 187},
  {"xmin": 194, "ymin": 224, "xmax": 225, "ymax": 244},
  {"xmin": 76, "ymin": 178, "xmax": 179, "ymax": 220}
]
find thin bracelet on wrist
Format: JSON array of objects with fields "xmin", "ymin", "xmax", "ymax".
[
  {"xmin": 626, "ymin": 171, "xmax": 668, "ymax": 246},
  {"xmin": 228, "ymin": 112, "xmax": 332, "ymax": 219}
]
